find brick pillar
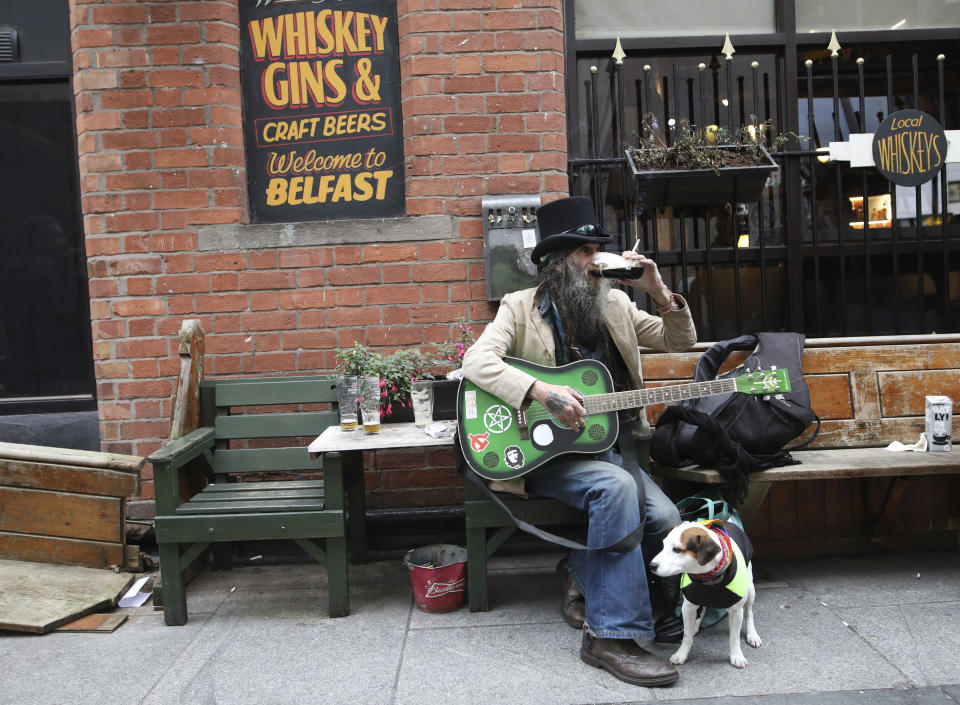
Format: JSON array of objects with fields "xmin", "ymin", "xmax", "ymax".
[{"xmin": 71, "ymin": 0, "xmax": 245, "ymax": 513}]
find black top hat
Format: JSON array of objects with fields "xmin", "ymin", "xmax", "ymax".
[{"xmin": 531, "ymin": 196, "xmax": 613, "ymax": 265}]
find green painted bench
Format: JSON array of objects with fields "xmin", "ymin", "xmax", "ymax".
[{"xmin": 149, "ymin": 374, "xmax": 352, "ymax": 625}]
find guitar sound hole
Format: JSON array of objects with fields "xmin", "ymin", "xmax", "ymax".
[
  {"xmin": 482, "ymin": 452, "xmax": 499, "ymax": 468},
  {"xmin": 581, "ymin": 369, "xmax": 599, "ymax": 386},
  {"xmin": 588, "ymin": 423, "xmax": 605, "ymax": 441}
]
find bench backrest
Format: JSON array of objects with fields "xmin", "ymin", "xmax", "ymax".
[
  {"xmin": 199, "ymin": 376, "xmax": 339, "ymax": 478},
  {"xmin": 640, "ymin": 337, "xmax": 960, "ymax": 450}
]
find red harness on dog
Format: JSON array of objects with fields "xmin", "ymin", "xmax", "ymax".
[{"xmin": 691, "ymin": 519, "xmax": 733, "ymax": 581}]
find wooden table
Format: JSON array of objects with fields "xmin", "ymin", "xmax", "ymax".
[{"xmin": 308, "ymin": 421, "xmax": 457, "ymax": 562}]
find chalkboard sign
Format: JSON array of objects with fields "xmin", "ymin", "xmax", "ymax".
[
  {"xmin": 239, "ymin": 0, "xmax": 405, "ymax": 224},
  {"xmin": 872, "ymin": 109, "xmax": 946, "ymax": 187}
]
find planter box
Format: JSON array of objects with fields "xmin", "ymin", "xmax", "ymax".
[{"xmin": 625, "ymin": 145, "xmax": 778, "ymax": 207}]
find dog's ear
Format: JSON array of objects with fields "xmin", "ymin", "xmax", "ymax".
[{"xmin": 686, "ymin": 530, "xmax": 721, "ymax": 566}]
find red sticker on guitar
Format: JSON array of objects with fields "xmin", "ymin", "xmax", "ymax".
[{"xmin": 469, "ymin": 432, "xmax": 490, "ymax": 452}]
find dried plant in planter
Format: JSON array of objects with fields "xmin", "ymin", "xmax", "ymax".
[
  {"xmin": 624, "ymin": 114, "xmax": 791, "ymax": 206},
  {"xmin": 626, "ymin": 114, "xmax": 789, "ymax": 175}
]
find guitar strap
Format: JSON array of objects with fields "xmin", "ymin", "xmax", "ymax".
[
  {"xmin": 457, "ymin": 443, "xmax": 645, "ymax": 553},
  {"xmin": 462, "ymin": 467, "xmax": 645, "ymax": 552}
]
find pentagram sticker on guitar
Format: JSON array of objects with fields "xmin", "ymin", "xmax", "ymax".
[{"xmin": 483, "ymin": 405, "xmax": 513, "ymax": 433}]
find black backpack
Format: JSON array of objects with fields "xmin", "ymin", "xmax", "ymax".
[{"xmin": 650, "ymin": 332, "xmax": 820, "ymax": 502}]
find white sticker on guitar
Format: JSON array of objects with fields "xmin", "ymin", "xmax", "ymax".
[
  {"xmin": 532, "ymin": 424, "xmax": 554, "ymax": 447},
  {"xmin": 483, "ymin": 405, "xmax": 513, "ymax": 433},
  {"xmin": 464, "ymin": 391, "xmax": 477, "ymax": 419}
]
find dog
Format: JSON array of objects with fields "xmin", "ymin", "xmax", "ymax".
[{"xmin": 650, "ymin": 519, "xmax": 761, "ymax": 668}]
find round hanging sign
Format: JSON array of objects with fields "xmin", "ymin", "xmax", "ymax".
[{"xmin": 871, "ymin": 109, "xmax": 947, "ymax": 187}]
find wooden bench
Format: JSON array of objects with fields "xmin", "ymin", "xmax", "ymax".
[
  {"xmin": 465, "ymin": 334, "xmax": 960, "ymax": 611},
  {"xmin": 0, "ymin": 442, "xmax": 142, "ymax": 569},
  {"xmin": 148, "ymin": 323, "xmax": 353, "ymax": 625},
  {"xmin": 641, "ymin": 335, "xmax": 960, "ymax": 547}
]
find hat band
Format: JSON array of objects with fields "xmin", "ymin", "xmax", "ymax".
[{"xmin": 557, "ymin": 223, "xmax": 604, "ymax": 237}]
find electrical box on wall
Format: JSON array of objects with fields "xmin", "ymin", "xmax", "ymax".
[{"xmin": 482, "ymin": 195, "xmax": 541, "ymax": 302}]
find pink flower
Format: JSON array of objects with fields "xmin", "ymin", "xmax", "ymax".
[{"xmin": 391, "ymin": 385, "xmax": 398, "ymax": 392}]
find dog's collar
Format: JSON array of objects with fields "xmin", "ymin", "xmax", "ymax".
[{"xmin": 690, "ymin": 519, "xmax": 733, "ymax": 581}]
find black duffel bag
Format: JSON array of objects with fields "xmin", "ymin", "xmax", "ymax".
[{"xmin": 650, "ymin": 332, "xmax": 820, "ymax": 502}]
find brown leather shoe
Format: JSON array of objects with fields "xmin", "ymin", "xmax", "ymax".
[
  {"xmin": 580, "ymin": 629, "xmax": 679, "ymax": 687},
  {"xmin": 556, "ymin": 556, "xmax": 585, "ymax": 629}
]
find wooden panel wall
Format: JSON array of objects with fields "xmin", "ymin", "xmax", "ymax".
[{"xmin": 641, "ymin": 340, "xmax": 960, "ymax": 554}]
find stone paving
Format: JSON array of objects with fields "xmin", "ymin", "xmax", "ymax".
[{"xmin": 1, "ymin": 549, "xmax": 958, "ymax": 705}]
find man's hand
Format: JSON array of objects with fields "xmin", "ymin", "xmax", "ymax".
[
  {"xmin": 617, "ymin": 251, "xmax": 673, "ymax": 308},
  {"xmin": 527, "ymin": 380, "xmax": 587, "ymax": 430}
]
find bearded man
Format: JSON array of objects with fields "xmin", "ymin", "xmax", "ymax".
[{"xmin": 460, "ymin": 195, "xmax": 696, "ymax": 687}]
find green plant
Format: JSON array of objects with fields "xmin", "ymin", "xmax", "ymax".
[
  {"xmin": 433, "ymin": 318, "xmax": 475, "ymax": 367},
  {"xmin": 627, "ymin": 113, "xmax": 791, "ymax": 175},
  {"xmin": 334, "ymin": 321, "xmax": 476, "ymax": 418},
  {"xmin": 335, "ymin": 343, "xmax": 433, "ymax": 418},
  {"xmin": 334, "ymin": 341, "xmax": 380, "ymax": 377}
]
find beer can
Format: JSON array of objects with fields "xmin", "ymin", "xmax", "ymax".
[{"xmin": 924, "ymin": 395, "xmax": 952, "ymax": 452}]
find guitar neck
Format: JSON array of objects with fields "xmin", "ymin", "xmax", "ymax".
[{"xmin": 582, "ymin": 378, "xmax": 737, "ymax": 415}]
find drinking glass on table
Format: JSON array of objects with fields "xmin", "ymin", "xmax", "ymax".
[
  {"xmin": 336, "ymin": 375, "xmax": 359, "ymax": 431},
  {"xmin": 359, "ymin": 376, "xmax": 382, "ymax": 434},
  {"xmin": 411, "ymin": 380, "xmax": 434, "ymax": 427}
]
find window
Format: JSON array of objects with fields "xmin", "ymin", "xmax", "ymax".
[
  {"xmin": 797, "ymin": 0, "xmax": 959, "ymax": 33},
  {"xmin": 573, "ymin": 0, "xmax": 774, "ymax": 40},
  {"xmin": 0, "ymin": 81, "xmax": 95, "ymax": 410}
]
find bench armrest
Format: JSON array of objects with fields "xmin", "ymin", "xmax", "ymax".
[
  {"xmin": 149, "ymin": 427, "xmax": 215, "ymax": 465},
  {"xmin": 149, "ymin": 427, "xmax": 216, "ymax": 515}
]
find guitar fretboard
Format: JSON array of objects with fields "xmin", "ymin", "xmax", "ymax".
[{"xmin": 582, "ymin": 378, "xmax": 737, "ymax": 414}]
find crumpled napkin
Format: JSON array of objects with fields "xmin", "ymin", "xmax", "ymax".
[
  {"xmin": 884, "ymin": 434, "xmax": 927, "ymax": 452},
  {"xmin": 424, "ymin": 421, "xmax": 456, "ymax": 439}
]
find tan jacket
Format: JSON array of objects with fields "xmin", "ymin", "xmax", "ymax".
[
  {"xmin": 461, "ymin": 286, "xmax": 696, "ymax": 495},
  {"xmin": 461, "ymin": 286, "xmax": 697, "ymax": 420}
]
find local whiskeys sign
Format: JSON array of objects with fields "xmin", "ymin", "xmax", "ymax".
[
  {"xmin": 828, "ymin": 108, "xmax": 957, "ymax": 188},
  {"xmin": 872, "ymin": 109, "xmax": 947, "ymax": 187},
  {"xmin": 240, "ymin": 0, "xmax": 405, "ymax": 223}
]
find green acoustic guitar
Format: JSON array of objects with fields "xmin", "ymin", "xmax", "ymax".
[{"xmin": 457, "ymin": 357, "xmax": 791, "ymax": 481}]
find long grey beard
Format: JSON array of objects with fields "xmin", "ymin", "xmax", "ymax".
[{"xmin": 540, "ymin": 258, "xmax": 610, "ymax": 345}]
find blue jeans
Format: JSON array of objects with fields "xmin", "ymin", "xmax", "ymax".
[{"xmin": 525, "ymin": 448, "xmax": 679, "ymax": 640}]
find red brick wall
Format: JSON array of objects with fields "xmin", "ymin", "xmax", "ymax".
[{"xmin": 70, "ymin": 0, "xmax": 568, "ymax": 514}]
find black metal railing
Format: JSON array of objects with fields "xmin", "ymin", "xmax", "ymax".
[{"xmin": 568, "ymin": 46, "xmax": 959, "ymax": 340}]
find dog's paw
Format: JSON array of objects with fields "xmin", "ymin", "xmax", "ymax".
[
  {"xmin": 730, "ymin": 653, "xmax": 748, "ymax": 669},
  {"xmin": 747, "ymin": 632, "xmax": 762, "ymax": 649},
  {"xmin": 669, "ymin": 651, "xmax": 688, "ymax": 665}
]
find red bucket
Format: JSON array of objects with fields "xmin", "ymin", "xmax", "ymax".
[{"xmin": 403, "ymin": 544, "xmax": 467, "ymax": 613}]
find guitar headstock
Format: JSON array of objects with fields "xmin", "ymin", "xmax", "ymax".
[{"xmin": 733, "ymin": 368, "xmax": 792, "ymax": 395}]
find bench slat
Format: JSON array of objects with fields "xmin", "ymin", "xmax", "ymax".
[
  {"xmin": 188, "ymin": 488, "xmax": 324, "ymax": 503},
  {"xmin": 212, "ymin": 447, "xmax": 325, "ymax": 474},
  {"xmin": 211, "ymin": 377, "xmax": 336, "ymax": 406},
  {"xmin": 215, "ymin": 412, "xmax": 339, "ymax": 440},
  {"xmin": 655, "ymin": 447, "xmax": 960, "ymax": 484},
  {"xmin": 201, "ymin": 480, "xmax": 325, "ymax": 492},
  {"xmin": 155, "ymin": 512, "xmax": 343, "ymax": 543},
  {"xmin": 177, "ymin": 498, "xmax": 325, "ymax": 514}
]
